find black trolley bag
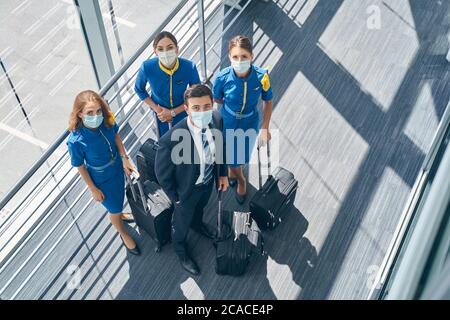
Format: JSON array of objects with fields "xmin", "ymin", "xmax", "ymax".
[
  {"xmin": 249, "ymin": 142, "xmax": 298, "ymax": 230},
  {"xmin": 136, "ymin": 138, "xmax": 159, "ymax": 183},
  {"xmin": 126, "ymin": 174, "xmax": 173, "ymax": 252},
  {"xmin": 136, "ymin": 117, "xmax": 174, "ymax": 183},
  {"xmin": 215, "ymin": 192, "xmax": 265, "ymax": 276}
]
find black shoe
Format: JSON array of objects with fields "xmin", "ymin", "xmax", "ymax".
[
  {"xmin": 229, "ymin": 179, "xmax": 237, "ymax": 188},
  {"xmin": 179, "ymin": 255, "xmax": 200, "ymax": 275},
  {"xmin": 192, "ymin": 223, "xmax": 216, "ymax": 240},
  {"xmin": 120, "ymin": 234, "xmax": 141, "ymax": 256},
  {"xmin": 122, "ymin": 213, "xmax": 135, "ymax": 224}
]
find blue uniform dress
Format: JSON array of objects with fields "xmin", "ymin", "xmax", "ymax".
[
  {"xmin": 67, "ymin": 122, "xmax": 125, "ymax": 214},
  {"xmin": 213, "ymin": 65, "xmax": 273, "ymax": 167},
  {"xmin": 134, "ymin": 57, "xmax": 201, "ymax": 137}
]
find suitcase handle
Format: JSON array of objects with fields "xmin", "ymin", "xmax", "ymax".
[
  {"xmin": 257, "ymin": 141, "xmax": 272, "ymax": 189},
  {"xmin": 217, "ymin": 190, "xmax": 223, "ymax": 239},
  {"xmin": 154, "ymin": 109, "xmax": 172, "ymax": 139},
  {"xmin": 126, "ymin": 173, "xmax": 149, "ymax": 214}
]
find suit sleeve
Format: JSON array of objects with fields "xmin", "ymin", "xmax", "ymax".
[{"xmin": 155, "ymin": 137, "xmax": 179, "ymax": 203}]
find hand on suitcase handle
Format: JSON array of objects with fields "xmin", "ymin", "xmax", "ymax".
[
  {"xmin": 126, "ymin": 173, "xmax": 150, "ymax": 214},
  {"xmin": 125, "ymin": 174, "xmax": 137, "ymax": 202}
]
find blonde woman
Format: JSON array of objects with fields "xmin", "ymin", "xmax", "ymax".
[{"xmin": 67, "ymin": 90, "xmax": 140, "ymax": 255}]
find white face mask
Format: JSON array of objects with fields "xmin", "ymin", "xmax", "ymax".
[
  {"xmin": 158, "ymin": 49, "xmax": 177, "ymax": 67},
  {"xmin": 231, "ymin": 59, "xmax": 251, "ymax": 74},
  {"xmin": 190, "ymin": 109, "xmax": 213, "ymax": 129}
]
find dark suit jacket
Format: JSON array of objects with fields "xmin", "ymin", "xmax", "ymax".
[{"xmin": 155, "ymin": 110, "xmax": 227, "ymax": 203}]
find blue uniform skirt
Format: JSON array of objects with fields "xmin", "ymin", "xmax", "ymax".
[
  {"xmin": 221, "ymin": 106, "xmax": 260, "ymax": 168},
  {"xmin": 87, "ymin": 157, "xmax": 125, "ymax": 214}
]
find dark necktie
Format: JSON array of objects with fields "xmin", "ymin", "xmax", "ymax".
[{"xmin": 201, "ymin": 128, "xmax": 214, "ymax": 185}]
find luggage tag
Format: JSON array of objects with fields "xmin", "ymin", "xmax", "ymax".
[
  {"xmin": 130, "ymin": 171, "xmax": 140, "ymax": 180},
  {"xmin": 232, "ymin": 212, "xmax": 252, "ymax": 241}
]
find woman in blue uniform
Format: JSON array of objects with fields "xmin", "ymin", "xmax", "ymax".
[
  {"xmin": 67, "ymin": 90, "xmax": 141, "ymax": 255},
  {"xmin": 213, "ymin": 35, "xmax": 273, "ymax": 204},
  {"xmin": 135, "ymin": 31, "xmax": 201, "ymax": 137}
]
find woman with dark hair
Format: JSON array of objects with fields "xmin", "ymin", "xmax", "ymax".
[
  {"xmin": 67, "ymin": 90, "xmax": 141, "ymax": 255},
  {"xmin": 213, "ymin": 35, "xmax": 273, "ymax": 204},
  {"xmin": 135, "ymin": 31, "xmax": 201, "ymax": 137}
]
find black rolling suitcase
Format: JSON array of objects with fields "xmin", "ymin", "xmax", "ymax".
[
  {"xmin": 215, "ymin": 192, "xmax": 264, "ymax": 276},
  {"xmin": 126, "ymin": 175, "xmax": 173, "ymax": 252},
  {"xmin": 136, "ymin": 138, "xmax": 159, "ymax": 183},
  {"xmin": 249, "ymin": 142, "xmax": 298, "ymax": 230}
]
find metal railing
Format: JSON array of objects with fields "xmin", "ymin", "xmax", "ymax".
[
  {"xmin": 367, "ymin": 100, "xmax": 450, "ymax": 299},
  {"xmin": 0, "ymin": 0, "xmax": 252, "ymax": 299}
]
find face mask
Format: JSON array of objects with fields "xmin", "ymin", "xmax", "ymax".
[
  {"xmin": 158, "ymin": 49, "xmax": 177, "ymax": 67},
  {"xmin": 191, "ymin": 109, "xmax": 213, "ymax": 129},
  {"xmin": 231, "ymin": 59, "xmax": 251, "ymax": 74},
  {"xmin": 83, "ymin": 114, "xmax": 103, "ymax": 129}
]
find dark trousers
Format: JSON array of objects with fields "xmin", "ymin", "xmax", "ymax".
[{"xmin": 172, "ymin": 181, "xmax": 214, "ymax": 259}]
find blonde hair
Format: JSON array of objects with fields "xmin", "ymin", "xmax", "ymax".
[{"xmin": 68, "ymin": 90, "xmax": 115, "ymax": 131}]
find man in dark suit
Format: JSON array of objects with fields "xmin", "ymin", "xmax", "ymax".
[{"xmin": 155, "ymin": 84, "xmax": 228, "ymax": 275}]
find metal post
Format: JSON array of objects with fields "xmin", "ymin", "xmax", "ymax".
[
  {"xmin": 197, "ymin": 0, "xmax": 208, "ymax": 82},
  {"xmin": 74, "ymin": 0, "xmax": 115, "ymax": 89},
  {"xmin": 107, "ymin": 0, "xmax": 131, "ymax": 93},
  {"xmin": 74, "ymin": 0, "xmax": 123, "ymax": 116}
]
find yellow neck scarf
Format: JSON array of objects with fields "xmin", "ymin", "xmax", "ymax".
[{"xmin": 158, "ymin": 58, "xmax": 180, "ymax": 76}]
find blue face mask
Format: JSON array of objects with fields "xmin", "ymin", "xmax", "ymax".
[
  {"xmin": 231, "ymin": 59, "xmax": 251, "ymax": 74},
  {"xmin": 190, "ymin": 110, "xmax": 213, "ymax": 129},
  {"xmin": 83, "ymin": 114, "xmax": 104, "ymax": 129}
]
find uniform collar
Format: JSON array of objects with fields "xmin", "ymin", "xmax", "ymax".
[{"xmin": 159, "ymin": 58, "xmax": 180, "ymax": 76}]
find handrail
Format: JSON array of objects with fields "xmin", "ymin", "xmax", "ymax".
[
  {"xmin": 0, "ymin": 104, "xmax": 150, "ymax": 278},
  {"xmin": 0, "ymin": 0, "xmax": 189, "ymax": 211},
  {"xmin": 1, "ymin": 113, "xmax": 155, "ymax": 299},
  {"xmin": 367, "ymin": 100, "xmax": 450, "ymax": 299},
  {"xmin": 0, "ymin": 106, "xmax": 153, "ymax": 295},
  {"xmin": 0, "ymin": 0, "xmax": 252, "ymax": 299},
  {"xmin": 104, "ymin": 0, "xmax": 220, "ymax": 107},
  {"xmin": 0, "ymin": 0, "xmax": 225, "ymax": 235},
  {"xmin": 0, "ymin": 84, "xmax": 140, "ymax": 235},
  {"xmin": 0, "ymin": 96, "xmax": 144, "ymax": 251},
  {"xmin": 189, "ymin": 0, "xmax": 252, "ymax": 63},
  {"xmin": 387, "ymin": 131, "xmax": 450, "ymax": 299},
  {"xmin": 0, "ymin": 0, "xmax": 229, "ymax": 258}
]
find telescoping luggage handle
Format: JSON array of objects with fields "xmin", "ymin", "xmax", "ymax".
[
  {"xmin": 257, "ymin": 140, "xmax": 272, "ymax": 189},
  {"xmin": 126, "ymin": 172, "xmax": 149, "ymax": 214},
  {"xmin": 153, "ymin": 110, "xmax": 172, "ymax": 140},
  {"xmin": 217, "ymin": 190, "xmax": 223, "ymax": 239}
]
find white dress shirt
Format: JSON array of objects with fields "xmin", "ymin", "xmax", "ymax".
[{"xmin": 187, "ymin": 118, "xmax": 216, "ymax": 185}]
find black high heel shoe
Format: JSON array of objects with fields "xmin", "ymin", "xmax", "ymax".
[
  {"xmin": 121, "ymin": 213, "xmax": 135, "ymax": 224},
  {"xmin": 120, "ymin": 234, "xmax": 141, "ymax": 256}
]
